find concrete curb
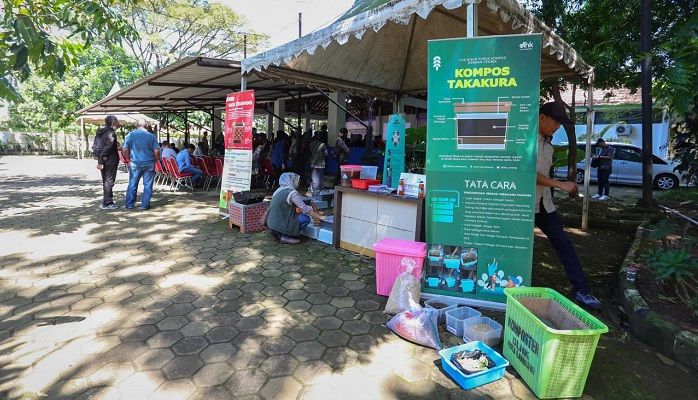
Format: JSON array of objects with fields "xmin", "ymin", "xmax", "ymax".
[{"xmin": 619, "ymin": 221, "xmax": 698, "ymax": 370}]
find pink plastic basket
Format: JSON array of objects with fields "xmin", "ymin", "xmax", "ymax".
[{"xmin": 373, "ymin": 238, "xmax": 427, "ymax": 296}]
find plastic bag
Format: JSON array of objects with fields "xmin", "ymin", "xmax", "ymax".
[
  {"xmin": 384, "ymin": 258, "xmax": 421, "ymax": 315},
  {"xmin": 386, "ymin": 299, "xmax": 442, "ymax": 350}
]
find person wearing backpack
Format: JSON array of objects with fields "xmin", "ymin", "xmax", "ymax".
[
  {"xmin": 93, "ymin": 115, "xmax": 120, "ymax": 210},
  {"xmin": 309, "ymin": 131, "xmax": 328, "ymax": 193}
]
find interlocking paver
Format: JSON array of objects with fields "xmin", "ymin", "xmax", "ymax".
[
  {"xmin": 193, "ymin": 362, "xmax": 233, "ymax": 387},
  {"xmin": 262, "ymin": 336, "xmax": 295, "ymax": 355},
  {"xmin": 226, "ymin": 369, "xmax": 268, "ymax": 396},
  {"xmin": 290, "ymin": 341, "xmax": 326, "ymax": 362},
  {"xmin": 206, "ymin": 326, "xmax": 239, "ymax": 343},
  {"xmin": 261, "ymin": 354, "xmax": 299, "ymax": 377},
  {"xmin": 135, "ymin": 348, "xmax": 175, "ymax": 371},
  {"xmin": 313, "ymin": 316, "xmax": 342, "ymax": 331},
  {"xmin": 172, "ymin": 336, "xmax": 208, "ymax": 355},
  {"xmin": 200, "ymin": 342, "xmax": 236, "ymax": 363},
  {"xmin": 260, "ymin": 376, "xmax": 303, "ymax": 400},
  {"xmin": 318, "ymin": 330, "xmax": 350, "ymax": 347},
  {"xmin": 163, "ymin": 355, "xmax": 204, "ymax": 379},
  {"xmin": 147, "ymin": 331, "xmax": 182, "ymax": 349}
]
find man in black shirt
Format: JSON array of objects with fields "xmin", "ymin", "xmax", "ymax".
[{"xmin": 95, "ymin": 115, "xmax": 120, "ymax": 210}]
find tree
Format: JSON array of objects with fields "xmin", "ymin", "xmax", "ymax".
[
  {"xmin": 1, "ymin": 0, "xmax": 137, "ymax": 101},
  {"xmin": 522, "ymin": 0, "xmax": 697, "ymax": 184},
  {"xmin": 653, "ymin": 13, "xmax": 698, "ymax": 183},
  {"xmin": 10, "ymin": 46, "xmax": 143, "ymax": 143},
  {"xmin": 119, "ymin": 0, "xmax": 268, "ymax": 75}
]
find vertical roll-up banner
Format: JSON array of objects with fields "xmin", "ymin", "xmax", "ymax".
[
  {"xmin": 219, "ymin": 90, "xmax": 255, "ymax": 209},
  {"xmin": 424, "ymin": 34, "xmax": 541, "ymax": 306},
  {"xmin": 383, "ymin": 114, "xmax": 406, "ymax": 188}
]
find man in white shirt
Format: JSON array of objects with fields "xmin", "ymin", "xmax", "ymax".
[
  {"xmin": 535, "ymin": 102, "xmax": 601, "ymax": 309},
  {"xmin": 160, "ymin": 141, "xmax": 177, "ymax": 159}
]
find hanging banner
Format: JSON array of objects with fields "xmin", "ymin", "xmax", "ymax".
[
  {"xmin": 383, "ymin": 114, "xmax": 406, "ymax": 187},
  {"xmin": 221, "ymin": 90, "xmax": 255, "ymax": 193},
  {"xmin": 424, "ymin": 34, "xmax": 541, "ymax": 304}
]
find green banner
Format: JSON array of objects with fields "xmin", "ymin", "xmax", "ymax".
[
  {"xmin": 383, "ymin": 113, "xmax": 406, "ymax": 187},
  {"xmin": 424, "ymin": 34, "xmax": 541, "ymax": 303}
]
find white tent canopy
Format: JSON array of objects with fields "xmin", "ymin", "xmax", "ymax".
[
  {"xmin": 76, "ymin": 113, "xmax": 159, "ymax": 127},
  {"xmin": 242, "ymin": 0, "xmax": 592, "ymax": 98}
]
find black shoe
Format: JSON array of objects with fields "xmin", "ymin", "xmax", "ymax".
[
  {"xmin": 100, "ymin": 203, "xmax": 120, "ymax": 210},
  {"xmin": 139, "ymin": 205, "xmax": 151, "ymax": 211}
]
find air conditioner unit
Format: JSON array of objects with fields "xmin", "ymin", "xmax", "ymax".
[{"xmin": 615, "ymin": 124, "xmax": 632, "ymax": 136}]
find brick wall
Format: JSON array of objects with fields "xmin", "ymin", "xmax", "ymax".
[{"xmin": 228, "ymin": 201, "xmax": 268, "ymax": 233}]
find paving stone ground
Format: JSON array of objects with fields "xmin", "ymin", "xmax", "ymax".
[{"xmin": 0, "ymin": 156, "xmax": 696, "ymax": 400}]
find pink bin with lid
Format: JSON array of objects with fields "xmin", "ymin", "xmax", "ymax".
[{"xmin": 373, "ymin": 238, "xmax": 427, "ymax": 296}]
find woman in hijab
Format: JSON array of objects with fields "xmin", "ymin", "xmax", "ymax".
[{"xmin": 266, "ymin": 172, "xmax": 325, "ymax": 244}]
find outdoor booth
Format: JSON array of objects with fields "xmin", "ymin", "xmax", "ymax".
[{"xmin": 241, "ymin": 0, "xmax": 597, "ymax": 311}]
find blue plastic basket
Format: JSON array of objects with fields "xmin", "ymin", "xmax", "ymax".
[{"xmin": 439, "ymin": 341, "xmax": 509, "ymax": 390}]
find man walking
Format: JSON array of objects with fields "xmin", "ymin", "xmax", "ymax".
[
  {"xmin": 535, "ymin": 102, "xmax": 601, "ymax": 309},
  {"xmin": 122, "ymin": 119, "xmax": 160, "ymax": 210},
  {"xmin": 94, "ymin": 115, "xmax": 120, "ymax": 210},
  {"xmin": 591, "ymin": 138, "xmax": 615, "ymax": 201},
  {"xmin": 176, "ymin": 144, "xmax": 203, "ymax": 187}
]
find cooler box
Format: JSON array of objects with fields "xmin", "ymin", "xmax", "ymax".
[{"xmin": 373, "ymin": 238, "xmax": 426, "ymax": 296}]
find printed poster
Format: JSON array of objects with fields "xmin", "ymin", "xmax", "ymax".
[
  {"xmin": 383, "ymin": 114, "xmax": 406, "ymax": 187},
  {"xmin": 221, "ymin": 90, "xmax": 255, "ymax": 194},
  {"xmin": 424, "ymin": 35, "xmax": 541, "ymax": 304}
]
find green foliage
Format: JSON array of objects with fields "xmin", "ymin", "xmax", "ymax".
[
  {"xmin": 552, "ymin": 145, "xmax": 585, "ymax": 169},
  {"xmin": 658, "ymin": 188, "xmax": 698, "ymax": 203},
  {"xmin": 1, "ymin": 0, "xmax": 138, "ymax": 100},
  {"xmin": 653, "ymin": 12, "xmax": 698, "ymax": 184},
  {"xmin": 641, "ymin": 217, "xmax": 698, "ymax": 316},
  {"xmin": 405, "ymin": 126, "xmax": 426, "ymax": 145},
  {"xmin": 120, "ymin": 0, "xmax": 268, "ymax": 74},
  {"xmin": 10, "ymin": 45, "xmax": 143, "ymax": 133}
]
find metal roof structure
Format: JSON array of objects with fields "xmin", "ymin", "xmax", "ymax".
[
  {"xmin": 77, "ymin": 57, "xmax": 319, "ymax": 114},
  {"xmin": 242, "ymin": 0, "xmax": 594, "ymax": 98}
]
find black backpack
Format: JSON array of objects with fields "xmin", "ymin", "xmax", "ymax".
[{"xmin": 92, "ymin": 135, "xmax": 103, "ymax": 159}]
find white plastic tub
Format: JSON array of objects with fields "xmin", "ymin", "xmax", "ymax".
[
  {"xmin": 463, "ymin": 317, "xmax": 502, "ymax": 347},
  {"xmin": 445, "ymin": 306, "xmax": 482, "ymax": 336},
  {"xmin": 360, "ymin": 165, "xmax": 378, "ymax": 179}
]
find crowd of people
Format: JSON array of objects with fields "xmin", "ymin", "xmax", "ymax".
[{"xmin": 250, "ymin": 124, "xmax": 379, "ymax": 194}]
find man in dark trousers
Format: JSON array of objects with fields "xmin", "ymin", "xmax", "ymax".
[
  {"xmin": 94, "ymin": 115, "xmax": 120, "ymax": 210},
  {"xmin": 591, "ymin": 138, "xmax": 615, "ymax": 201},
  {"xmin": 535, "ymin": 102, "xmax": 601, "ymax": 309}
]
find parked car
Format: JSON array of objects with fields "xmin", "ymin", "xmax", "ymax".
[{"xmin": 553, "ymin": 143, "xmax": 682, "ymax": 190}]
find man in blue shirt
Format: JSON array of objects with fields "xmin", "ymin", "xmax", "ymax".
[
  {"xmin": 160, "ymin": 141, "xmax": 177, "ymax": 159},
  {"xmin": 176, "ymin": 144, "xmax": 203, "ymax": 186},
  {"xmin": 122, "ymin": 119, "xmax": 160, "ymax": 210}
]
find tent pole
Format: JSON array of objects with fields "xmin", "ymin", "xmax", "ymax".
[
  {"xmin": 466, "ymin": 1, "xmax": 478, "ymax": 37},
  {"xmin": 80, "ymin": 118, "xmax": 85, "ymax": 160},
  {"xmin": 581, "ymin": 70, "xmax": 595, "ymax": 231}
]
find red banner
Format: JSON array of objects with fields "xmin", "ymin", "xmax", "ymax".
[
  {"xmin": 224, "ymin": 90, "xmax": 255, "ymax": 150},
  {"xmin": 222, "ymin": 90, "xmax": 255, "ymax": 193}
]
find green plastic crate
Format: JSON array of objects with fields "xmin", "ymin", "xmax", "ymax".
[{"xmin": 503, "ymin": 287, "xmax": 608, "ymax": 399}]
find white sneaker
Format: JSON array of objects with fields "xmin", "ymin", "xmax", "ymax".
[
  {"xmin": 591, "ymin": 194, "xmax": 601, "ymax": 199},
  {"xmin": 598, "ymin": 195, "xmax": 610, "ymax": 201}
]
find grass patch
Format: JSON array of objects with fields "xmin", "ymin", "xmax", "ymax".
[{"xmin": 657, "ymin": 187, "xmax": 698, "ymax": 203}]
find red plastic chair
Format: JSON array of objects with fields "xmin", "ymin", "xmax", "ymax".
[
  {"xmin": 166, "ymin": 158, "xmax": 194, "ymax": 191},
  {"xmin": 196, "ymin": 157, "xmax": 214, "ymax": 190},
  {"xmin": 154, "ymin": 158, "xmax": 167, "ymax": 187},
  {"xmin": 215, "ymin": 158, "xmax": 224, "ymax": 189}
]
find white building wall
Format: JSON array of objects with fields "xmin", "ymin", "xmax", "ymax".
[{"xmin": 551, "ymin": 122, "xmax": 671, "ymax": 158}]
